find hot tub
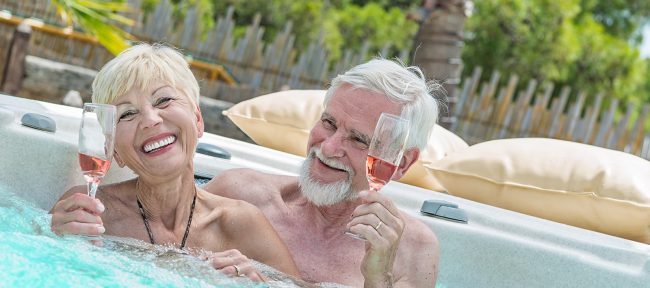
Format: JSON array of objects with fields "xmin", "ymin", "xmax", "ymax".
[{"xmin": 0, "ymin": 94, "xmax": 648, "ymax": 287}]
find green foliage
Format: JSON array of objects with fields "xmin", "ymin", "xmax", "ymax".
[
  {"xmin": 322, "ymin": 3, "xmax": 418, "ymax": 61},
  {"xmin": 329, "ymin": 0, "xmax": 417, "ymax": 10},
  {"xmin": 209, "ymin": 0, "xmax": 324, "ymax": 49},
  {"xmin": 464, "ymin": 0, "xmax": 650, "ymax": 106},
  {"xmin": 579, "ymin": 0, "xmax": 650, "ymax": 44},
  {"xmin": 211, "ymin": 0, "xmax": 417, "ymax": 63},
  {"xmin": 52, "ymin": 0, "xmax": 134, "ymax": 55},
  {"xmin": 141, "ymin": 0, "xmax": 214, "ymax": 37},
  {"xmin": 169, "ymin": 0, "xmax": 214, "ymax": 35}
]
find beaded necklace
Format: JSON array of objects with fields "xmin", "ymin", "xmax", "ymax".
[{"xmin": 136, "ymin": 189, "xmax": 197, "ymax": 250}]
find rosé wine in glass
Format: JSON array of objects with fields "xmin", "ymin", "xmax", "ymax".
[
  {"xmin": 78, "ymin": 152, "xmax": 112, "ymax": 180},
  {"xmin": 366, "ymin": 155, "xmax": 398, "ymax": 191},
  {"xmin": 79, "ymin": 103, "xmax": 116, "ymax": 198}
]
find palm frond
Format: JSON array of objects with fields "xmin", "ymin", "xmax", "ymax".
[{"xmin": 52, "ymin": 0, "xmax": 135, "ymax": 55}]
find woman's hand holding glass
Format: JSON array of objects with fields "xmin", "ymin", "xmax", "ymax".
[
  {"xmin": 50, "ymin": 103, "xmax": 115, "ymax": 237},
  {"xmin": 50, "ymin": 192, "xmax": 106, "ymax": 236}
]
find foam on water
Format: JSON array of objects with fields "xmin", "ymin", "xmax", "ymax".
[
  {"xmin": 0, "ymin": 185, "xmax": 444, "ymax": 288},
  {"xmin": 0, "ymin": 185, "xmax": 309, "ymax": 287}
]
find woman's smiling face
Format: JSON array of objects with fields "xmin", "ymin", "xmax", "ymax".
[{"xmin": 112, "ymin": 81, "xmax": 203, "ymax": 181}]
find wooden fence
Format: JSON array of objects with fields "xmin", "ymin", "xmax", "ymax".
[
  {"xmin": 2, "ymin": 1, "xmax": 649, "ymax": 160},
  {"xmin": 0, "ymin": 0, "xmax": 408, "ymax": 101},
  {"xmin": 451, "ymin": 67, "xmax": 650, "ymax": 160}
]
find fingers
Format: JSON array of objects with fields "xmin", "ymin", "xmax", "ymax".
[
  {"xmin": 54, "ymin": 193, "xmax": 105, "ymax": 215},
  {"xmin": 357, "ymin": 190, "xmax": 400, "ymax": 217},
  {"xmin": 54, "ymin": 208, "xmax": 103, "ymax": 226},
  {"xmin": 50, "ymin": 193, "xmax": 105, "ymax": 236},
  {"xmin": 53, "ymin": 221, "xmax": 105, "ymax": 236},
  {"xmin": 208, "ymin": 249, "xmax": 245, "ymax": 269},
  {"xmin": 346, "ymin": 191, "xmax": 404, "ymax": 243},
  {"xmin": 353, "ymin": 192, "xmax": 404, "ymax": 286},
  {"xmin": 206, "ymin": 249, "xmax": 264, "ymax": 282}
]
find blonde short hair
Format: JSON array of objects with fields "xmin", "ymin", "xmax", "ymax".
[{"xmin": 92, "ymin": 43, "xmax": 200, "ymax": 106}]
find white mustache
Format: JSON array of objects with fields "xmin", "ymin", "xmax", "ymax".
[{"xmin": 311, "ymin": 147, "xmax": 354, "ymax": 176}]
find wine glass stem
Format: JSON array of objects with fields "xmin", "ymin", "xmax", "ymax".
[{"xmin": 87, "ymin": 178, "xmax": 100, "ymax": 198}]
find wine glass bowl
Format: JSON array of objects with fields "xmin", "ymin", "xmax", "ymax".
[
  {"xmin": 78, "ymin": 103, "xmax": 116, "ymax": 198},
  {"xmin": 365, "ymin": 113, "xmax": 410, "ymax": 192}
]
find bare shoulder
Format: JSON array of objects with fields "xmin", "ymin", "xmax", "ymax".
[
  {"xmin": 400, "ymin": 212, "xmax": 439, "ymax": 247},
  {"xmin": 198, "ymin": 189, "xmax": 300, "ymax": 276},
  {"xmin": 396, "ymin": 212, "xmax": 440, "ymax": 285},
  {"xmin": 204, "ymin": 168, "xmax": 294, "ymax": 206},
  {"xmin": 398, "ymin": 212, "xmax": 439, "ymax": 264},
  {"xmin": 199, "ymin": 188, "xmax": 271, "ymax": 239},
  {"xmin": 200, "ymin": 188, "xmax": 259, "ymax": 214},
  {"xmin": 199, "ymin": 187, "xmax": 262, "ymax": 217},
  {"xmin": 219, "ymin": 197, "xmax": 265, "ymax": 229}
]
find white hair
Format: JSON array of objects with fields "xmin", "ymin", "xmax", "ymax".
[
  {"xmin": 324, "ymin": 58, "xmax": 442, "ymax": 150},
  {"xmin": 92, "ymin": 43, "xmax": 200, "ymax": 106},
  {"xmin": 298, "ymin": 147, "xmax": 356, "ymax": 206}
]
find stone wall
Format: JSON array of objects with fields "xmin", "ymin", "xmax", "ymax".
[
  {"xmin": 19, "ymin": 56, "xmax": 96, "ymax": 103},
  {"xmin": 11, "ymin": 55, "xmax": 254, "ymax": 144}
]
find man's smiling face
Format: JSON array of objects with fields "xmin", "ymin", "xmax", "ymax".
[{"xmin": 299, "ymin": 84, "xmax": 401, "ymax": 205}]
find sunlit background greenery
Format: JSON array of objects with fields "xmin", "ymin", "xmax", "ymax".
[{"xmin": 58, "ymin": 0, "xmax": 650, "ymax": 110}]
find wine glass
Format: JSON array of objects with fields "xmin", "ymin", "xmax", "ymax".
[
  {"xmin": 366, "ymin": 113, "xmax": 410, "ymax": 192},
  {"xmin": 347, "ymin": 112, "xmax": 410, "ymax": 240},
  {"xmin": 78, "ymin": 103, "xmax": 116, "ymax": 198}
]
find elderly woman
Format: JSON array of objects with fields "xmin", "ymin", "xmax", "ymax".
[{"xmin": 49, "ymin": 43, "xmax": 299, "ymax": 281}]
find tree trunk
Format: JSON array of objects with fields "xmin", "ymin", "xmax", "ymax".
[{"xmin": 412, "ymin": 0, "xmax": 466, "ymax": 129}]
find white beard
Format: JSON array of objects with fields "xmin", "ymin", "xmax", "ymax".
[{"xmin": 298, "ymin": 147, "xmax": 356, "ymax": 206}]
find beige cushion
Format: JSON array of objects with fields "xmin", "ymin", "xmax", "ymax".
[
  {"xmin": 425, "ymin": 138, "xmax": 650, "ymax": 243},
  {"xmin": 223, "ymin": 90, "xmax": 468, "ymax": 190}
]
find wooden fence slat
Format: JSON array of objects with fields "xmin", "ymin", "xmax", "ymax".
[
  {"xmin": 451, "ymin": 67, "xmax": 481, "ymax": 132},
  {"xmin": 489, "ymin": 74, "xmax": 518, "ymax": 138},
  {"xmin": 450, "ymin": 73, "xmax": 473, "ymax": 132},
  {"xmin": 641, "ymin": 134, "xmax": 650, "ymax": 159},
  {"xmin": 607, "ymin": 102, "xmax": 634, "ymax": 149},
  {"xmin": 481, "ymin": 70, "xmax": 500, "ymax": 108},
  {"xmin": 511, "ymin": 79, "xmax": 537, "ymax": 137},
  {"xmin": 530, "ymin": 83, "xmax": 553, "ymax": 136},
  {"xmin": 565, "ymin": 91, "xmax": 586, "ymax": 141},
  {"xmin": 581, "ymin": 92, "xmax": 603, "ymax": 144},
  {"xmin": 629, "ymin": 104, "xmax": 650, "ymax": 155},
  {"xmin": 465, "ymin": 71, "xmax": 499, "ymax": 141},
  {"xmin": 548, "ymin": 87, "xmax": 570, "ymax": 138},
  {"xmin": 593, "ymin": 99, "xmax": 618, "ymax": 147},
  {"xmin": 488, "ymin": 88, "xmax": 505, "ymax": 139},
  {"xmin": 518, "ymin": 106, "xmax": 534, "ymax": 138},
  {"xmin": 498, "ymin": 106, "xmax": 513, "ymax": 138}
]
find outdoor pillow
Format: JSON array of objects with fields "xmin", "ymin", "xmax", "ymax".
[
  {"xmin": 223, "ymin": 89, "xmax": 468, "ymax": 190},
  {"xmin": 425, "ymin": 137, "xmax": 650, "ymax": 243}
]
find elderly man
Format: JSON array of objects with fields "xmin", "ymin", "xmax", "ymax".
[{"xmin": 205, "ymin": 59, "xmax": 441, "ymax": 287}]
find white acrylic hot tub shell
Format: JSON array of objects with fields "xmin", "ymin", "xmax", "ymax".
[{"xmin": 0, "ymin": 94, "xmax": 648, "ymax": 288}]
